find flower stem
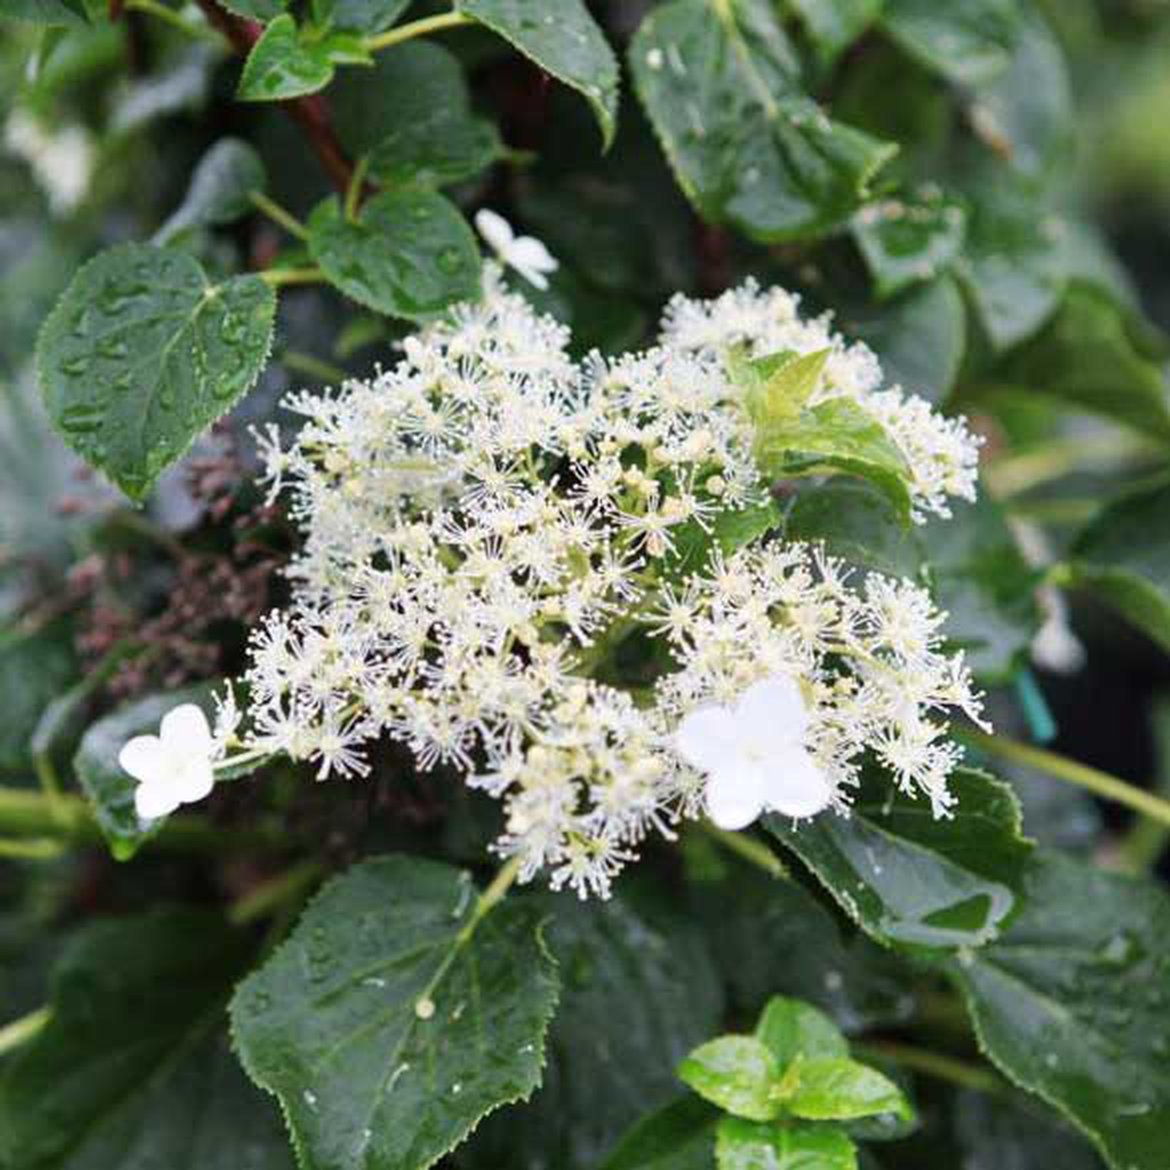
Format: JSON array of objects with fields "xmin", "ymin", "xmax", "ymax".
[
  {"xmin": 959, "ymin": 728, "xmax": 1170, "ymax": 829},
  {"xmin": 249, "ymin": 191, "xmax": 309, "ymax": 241},
  {"xmin": 280, "ymin": 350, "xmax": 349, "ymax": 385},
  {"xmin": 459, "ymin": 855, "xmax": 523, "ymax": 943},
  {"xmin": 856, "ymin": 1040, "xmax": 1004, "ymax": 1095},
  {"xmin": 0, "ymin": 1007, "xmax": 51, "ymax": 1057},
  {"xmin": 125, "ymin": 0, "xmax": 221, "ymax": 39},
  {"xmin": 0, "ymin": 837, "xmax": 66, "ymax": 860},
  {"xmin": 700, "ymin": 822, "xmax": 789, "ymax": 880},
  {"xmin": 260, "ymin": 267, "xmax": 324, "ymax": 288},
  {"xmin": 365, "ymin": 10, "xmax": 471, "ymax": 53},
  {"xmin": 229, "ymin": 861, "xmax": 323, "ymax": 926},
  {"xmin": 344, "ymin": 155, "xmax": 369, "ymax": 222}
]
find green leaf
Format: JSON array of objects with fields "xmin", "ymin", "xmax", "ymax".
[
  {"xmin": 219, "ymin": 0, "xmax": 286, "ymax": 20},
  {"xmin": 0, "ymin": 908, "xmax": 291, "ymax": 1170},
  {"xmin": 600, "ymin": 1098, "xmax": 718, "ymax": 1170},
  {"xmin": 331, "ymin": 0, "xmax": 408, "ymax": 34},
  {"xmin": 155, "ymin": 138, "xmax": 267, "ymax": 245},
  {"xmin": 755, "ymin": 997, "xmax": 848, "ymax": 1067},
  {"xmin": 787, "ymin": 0, "xmax": 883, "ymax": 65},
  {"xmin": 73, "ymin": 684, "xmax": 218, "ymax": 861},
  {"xmin": 629, "ymin": 0, "xmax": 895, "ymax": 243},
  {"xmin": 767, "ymin": 768, "xmax": 1032, "ymax": 952},
  {"xmin": 996, "ymin": 284, "xmax": 1170, "ymax": 442},
  {"xmin": 715, "ymin": 1117, "xmax": 857, "ymax": 1170},
  {"xmin": 37, "ymin": 244, "xmax": 275, "ymax": 501},
  {"xmin": 949, "ymin": 852, "xmax": 1170, "ymax": 1170},
  {"xmin": 881, "ymin": 0, "xmax": 1022, "ymax": 86},
  {"xmin": 457, "ymin": 0, "xmax": 619, "ymax": 149},
  {"xmin": 308, "ymin": 190, "xmax": 481, "ymax": 320},
  {"xmin": 954, "ymin": 1090, "xmax": 1103, "ymax": 1170},
  {"xmin": 853, "ymin": 191, "xmax": 966, "ymax": 300},
  {"xmin": 236, "ymin": 14, "xmax": 370, "ymax": 101},
  {"xmin": 0, "ymin": 617, "xmax": 76, "ymax": 775},
  {"xmin": 735, "ymin": 347, "xmax": 831, "ymax": 428},
  {"xmin": 958, "ymin": 191, "xmax": 1067, "ymax": 351},
  {"xmin": 676, "ymin": 1037, "xmax": 781, "ymax": 1122},
  {"xmin": 782, "ymin": 1057, "xmax": 910, "ymax": 1121},
  {"xmin": 1067, "ymin": 476, "xmax": 1170, "ymax": 653},
  {"xmin": 331, "ymin": 44, "xmax": 502, "ymax": 188},
  {"xmin": 230, "ymin": 855, "xmax": 560, "ymax": 1170},
  {"xmin": 919, "ymin": 493, "xmax": 1040, "ymax": 684},
  {"xmin": 754, "ymin": 396, "xmax": 914, "ymax": 524},
  {"xmin": 0, "ymin": 0, "xmax": 87, "ymax": 25}
]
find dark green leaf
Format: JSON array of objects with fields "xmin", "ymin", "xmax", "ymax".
[
  {"xmin": 853, "ymin": 191, "xmax": 966, "ymax": 300},
  {"xmin": 37, "ymin": 244, "xmax": 275, "ymax": 501},
  {"xmin": 715, "ymin": 1117, "xmax": 857, "ymax": 1170},
  {"xmin": 767, "ymin": 768, "xmax": 1032, "ymax": 951},
  {"xmin": 1068, "ymin": 476, "xmax": 1170, "ymax": 653},
  {"xmin": 219, "ymin": 0, "xmax": 286, "ymax": 20},
  {"xmin": 331, "ymin": 0, "xmax": 408, "ymax": 34},
  {"xmin": 230, "ymin": 855, "xmax": 560, "ymax": 1170},
  {"xmin": 996, "ymin": 284, "xmax": 1170, "ymax": 443},
  {"xmin": 953, "ymin": 1090, "xmax": 1103, "ymax": 1170},
  {"xmin": 782, "ymin": 1057, "xmax": 910, "ymax": 1121},
  {"xmin": 920, "ymin": 493, "xmax": 1040, "ymax": 684},
  {"xmin": 950, "ymin": 852, "xmax": 1170, "ymax": 1170},
  {"xmin": 668, "ymin": 498, "xmax": 783, "ymax": 583},
  {"xmin": 788, "ymin": 0, "xmax": 883, "ymax": 65},
  {"xmin": 630, "ymin": 0, "xmax": 895, "ymax": 242},
  {"xmin": 755, "ymin": 997, "xmax": 848, "ymax": 1067},
  {"xmin": 600, "ymin": 1098, "xmax": 718, "ymax": 1170},
  {"xmin": 755, "ymin": 397, "xmax": 914, "ymax": 524},
  {"xmin": 457, "ymin": 0, "xmax": 619, "ymax": 148},
  {"xmin": 677, "ymin": 1037, "xmax": 781, "ymax": 1122},
  {"xmin": 73, "ymin": 684, "xmax": 218, "ymax": 861},
  {"xmin": 308, "ymin": 190, "xmax": 481, "ymax": 320},
  {"xmin": 155, "ymin": 139, "xmax": 267, "ymax": 245},
  {"xmin": 0, "ymin": 909, "xmax": 291, "ymax": 1170},
  {"xmin": 881, "ymin": 0, "xmax": 1022, "ymax": 86},
  {"xmin": 0, "ymin": 617, "xmax": 76, "ymax": 776}
]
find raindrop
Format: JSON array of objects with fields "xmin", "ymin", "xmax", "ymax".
[
  {"xmin": 303, "ymin": 1089, "xmax": 318, "ymax": 1110},
  {"xmin": 415, "ymin": 996, "xmax": 436, "ymax": 1020},
  {"xmin": 644, "ymin": 47, "xmax": 664, "ymax": 71}
]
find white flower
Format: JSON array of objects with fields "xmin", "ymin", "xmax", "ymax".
[
  {"xmin": 118, "ymin": 704, "xmax": 215, "ymax": 820},
  {"xmin": 474, "ymin": 209, "xmax": 558, "ymax": 290},
  {"xmin": 674, "ymin": 674, "xmax": 833, "ymax": 830}
]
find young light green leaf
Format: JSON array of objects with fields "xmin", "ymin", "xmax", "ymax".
[
  {"xmin": 600, "ymin": 1098, "xmax": 718, "ymax": 1170},
  {"xmin": 308, "ymin": 190, "xmax": 481, "ymax": 320},
  {"xmin": 630, "ymin": 0, "xmax": 895, "ymax": 242},
  {"xmin": 0, "ymin": 909, "xmax": 291, "ymax": 1170},
  {"xmin": 881, "ymin": 0, "xmax": 1023, "ymax": 86},
  {"xmin": 236, "ymin": 14, "xmax": 369, "ymax": 101},
  {"xmin": 73, "ymin": 684, "xmax": 219, "ymax": 861},
  {"xmin": 949, "ymin": 852, "xmax": 1170, "ymax": 1170},
  {"xmin": 230, "ymin": 855, "xmax": 560, "ymax": 1170},
  {"xmin": 753, "ymin": 396, "xmax": 915, "ymax": 525},
  {"xmin": 734, "ymin": 347, "xmax": 831, "ymax": 428},
  {"xmin": 853, "ymin": 191, "xmax": 967, "ymax": 300},
  {"xmin": 715, "ymin": 1117, "xmax": 858, "ymax": 1170},
  {"xmin": 154, "ymin": 138, "xmax": 267, "ymax": 245},
  {"xmin": 37, "ymin": 243, "xmax": 275, "ymax": 501},
  {"xmin": 1067, "ymin": 476, "xmax": 1170, "ymax": 654},
  {"xmin": 457, "ymin": 0, "xmax": 619, "ymax": 149},
  {"xmin": 754, "ymin": 997, "xmax": 848, "ymax": 1068},
  {"xmin": 788, "ymin": 0, "xmax": 882, "ymax": 65},
  {"xmin": 781, "ymin": 1057, "xmax": 911, "ymax": 1121},
  {"xmin": 677, "ymin": 1037, "xmax": 781, "ymax": 1122},
  {"xmin": 768, "ymin": 768, "xmax": 1032, "ymax": 952}
]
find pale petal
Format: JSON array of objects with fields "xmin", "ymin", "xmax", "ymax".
[
  {"xmin": 512, "ymin": 263, "xmax": 550, "ymax": 291},
  {"xmin": 175, "ymin": 759, "xmax": 215, "ymax": 804},
  {"xmin": 118, "ymin": 735, "xmax": 165, "ymax": 783},
  {"xmin": 159, "ymin": 703, "xmax": 212, "ymax": 756},
  {"xmin": 135, "ymin": 779, "xmax": 180, "ymax": 821},
  {"xmin": 735, "ymin": 673, "xmax": 809, "ymax": 745},
  {"xmin": 474, "ymin": 208, "xmax": 514, "ymax": 254},
  {"xmin": 674, "ymin": 704, "xmax": 740, "ymax": 774},
  {"xmin": 508, "ymin": 236, "xmax": 558, "ymax": 275},
  {"xmin": 761, "ymin": 747, "xmax": 833, "ymax": 820},
  {"xmin": 706, "ymin": 763, "xmax": 769, "ymax": 830}
]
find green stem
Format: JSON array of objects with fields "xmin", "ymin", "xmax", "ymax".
[
  {"xmin": 124, "ymin": 0, "xmax": 220, "ymax": 38},
  {"xmin": 229, "ymin": 861, "xmax": 323, "ymax": 926},
  {"xmin": 344, "ymin": 155, "xmax": 369, "ymax": 221},
  {"xmin": 0, "ymin": 837, "xmax": 66, "ymax": 860},
  {"xmin": 458, "ymin": 855, "xmax": 523, "ymax": 944},
  {"xmin": 364, "ymin": 9, "xmax": 471, "ymax": 53},
  {"xmin": 261, "ymin": 267, "xmax": 325, "ymax": 288},
  {"xmin": 249, "ymin": 191, "xmax": 310, "ymax": 241},
  {"xmin": 280, "ymin": 350, "xmax": 349, "ymax": 385},
  {"xmin": 857, "ymin": 1040, "xmax": 1003, "ymax": 1095},
  {"xmin": 959, "ymin": 729, "xmax": 1170, "ymax": 830},
  {"xmin": 700, "ymin": 822, "xmax": 789, "ymax": 880},
  {"xmin": 0, "ymin": 1007, "xmax": 51, "ymax": 1057}
]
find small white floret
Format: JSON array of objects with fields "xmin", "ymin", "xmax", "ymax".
[
  {"xmin": 118, "ymin": 703, "xmax": 215, "ymax": 821},
  {"xmin": 474, "ymin": 209, "xmax": 558, "ymax": 290}
]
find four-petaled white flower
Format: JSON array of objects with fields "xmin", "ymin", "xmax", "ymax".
[
  {"xmin": 474, "ymin": 209, "xmax": 559, "ymax": 290},
  {"xmin": 674, "ymin": 674, "xmax": 832, "ymax": 830},
  {"xmin": 118, "ymin": 703, "xmax": 215, "ymax": 820}
]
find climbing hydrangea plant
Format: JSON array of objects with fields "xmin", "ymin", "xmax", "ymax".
[{"xmin": 2, "ymin": 1, "xmax": 1170, "ymax": 1169}]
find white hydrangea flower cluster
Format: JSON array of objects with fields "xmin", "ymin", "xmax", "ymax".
[{"xmin": 231, "ymin": 269, "xmax": 986, "ymax": 897}]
